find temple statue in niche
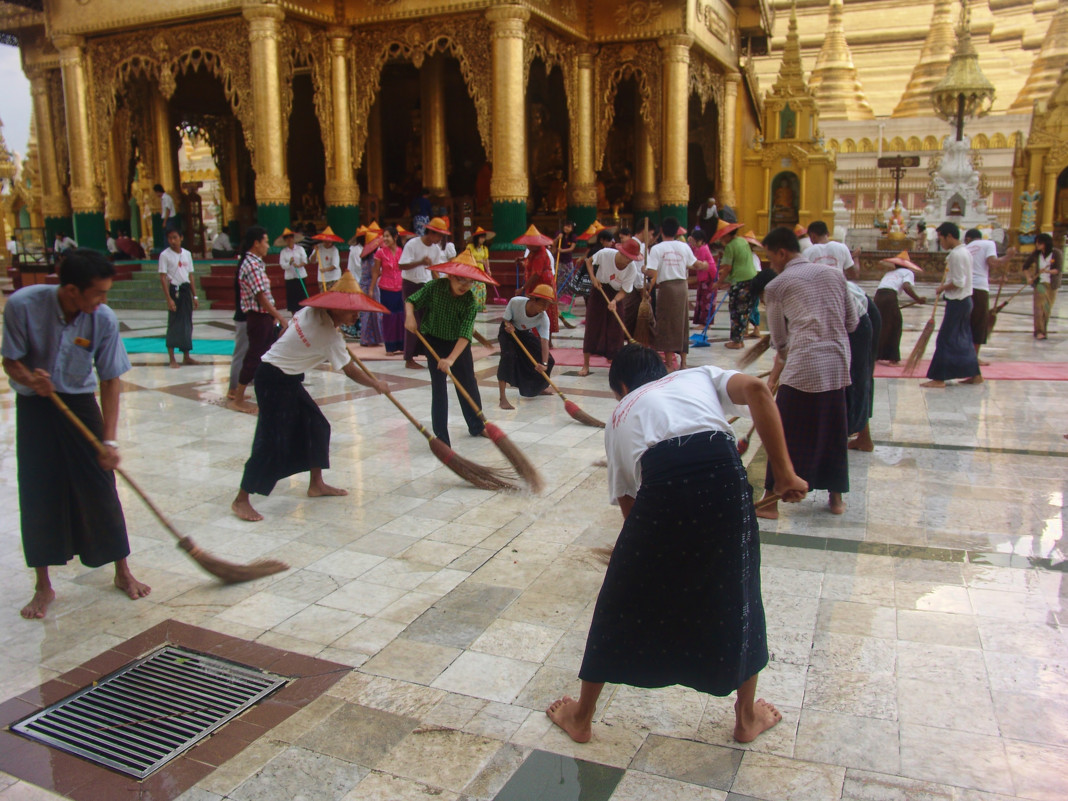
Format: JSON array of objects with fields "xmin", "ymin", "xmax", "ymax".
[
  {"xmin": 529, "ymin": 104, "xmax": 564, "ymax": 212},
  {"xmin": 1019, "ymin": 183, "xmax": 1040, "ymax": 240},
  {"xmin": 780, "ymin": 104, "xmax": 796, "ymax": 139},
  {"xmin": 771, "ymin": 172, "xmax": 799, "ymax": 225}
]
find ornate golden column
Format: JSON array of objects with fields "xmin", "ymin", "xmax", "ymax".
[
  {"xmin": 325, "ymin": 28, "xmax": 359, "ymax": 238},
  {"xmin": 55, "ymin": 36, "xmax": 106, "ymax": 250},
  {"xmin": 1042, "ymin": 164, "xmax": 1058, "ymax": 232},
  {"xmin": 487, "ymin": 4, "xmax": 529, "ymax": 247},
  {"xmin": 27, "ymin": 67, "xmax": 71, "ymax": 242},
  {"xmin": 720, "ymin": 72, "xmax": 740, "ymax": 209},
  {"xmin": 150, "ymin": 90, "xmax": 178, "ymax": 248},
  {"xmin": 658, "ymin": 34, "xmax": 692, "ymax": 223},
  {"xmin": 634, "ymin": 113, "xmax": 658, "ymax": 225},
  {"xmin": 367, "ymin": 100, "xmax": 385, "ymax": 203},
  {"xmin": 244, "ymin": 4, "xmax": 290, "ymax": 239},
  {"xmin": 421, "ymin": 54, "xmax": 449, "ymax": 199},
  {"xmin": 567, "ymin": 49, "xmax": 597, "ymax": 230},
  {"xmin": 105, "ymin": 124, "xmax": 128, "ymax": 235}
]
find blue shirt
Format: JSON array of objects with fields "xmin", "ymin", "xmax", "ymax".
[{"xmin": 1, "ymin": 285, "xmax": 131, "ymax": 395}]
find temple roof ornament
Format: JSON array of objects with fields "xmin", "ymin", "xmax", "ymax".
[
  {"xmin": 768, "ymin": 3, "xmax": 811, "ymax": 102},
  {"xmin": 1010, "ymin": 0, "xmax": 1068, "ymax": 113},
  {"xmin": 930, "ymin": 0, "xmax": 995, "ymax": 141},
  {"xmin": 809, "ymin": 0, "xmax": 873, "ymax": 121},
  {"xmin": 893, "ymin": 0, "xmax": 956, "ymax": 118}
]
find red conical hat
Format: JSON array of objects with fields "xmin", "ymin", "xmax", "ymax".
[
  {"xmin": 470, "ymin": 226, "xmax": 496, "ymax": 241},
  {"xmin": 300, "ymin": 271, "xmax": 389, "ymax": 312},
  {"xmin": 512, "ymin": 224, "xmax": 553, "ymax": 248},
  {"xmin": 313, "ymin": 226, "xmax": 344, "ymax": 243},
  {"xmin": 435, "ymin": 250, "xmax": 500, "ymax": 285},
  {"xmin": 881, "ymin": 251, "xmax": 922, "ymax": 274},
  {"xmin": 361, "ymin": 236, "xmax": 383, "ymax": 258},
  {"xmin": 395, "ymin": 224, "xmax": 413, "ymax": 239},
  {"xmin": 273, "ymin": 227, "xmax": 298, "ymax": 246},
  {"xmin": 710, "ymin": 219, "xmax": 744, "ymax": 243},
  {"xmin": 576, "ymin": 221, "xmax": 608, "ymax": 242}
]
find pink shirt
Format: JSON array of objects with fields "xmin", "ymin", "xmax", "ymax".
[
  {"xmin": 693, "ymin": 244, "xmax": 717, "ymax": 284},
  {"xmin": 376, "ymin": 246, "xmax": 403, "ymax": 292}
]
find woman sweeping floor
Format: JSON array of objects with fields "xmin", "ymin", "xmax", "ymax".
[
  {"xmin": 547, "ymin": 345, "xmax": 808, "ymax": 745},
  {"xmin": 497, "ymin": 285, "xmax": 557, "ymax": 409},
  {"xmin": 873, "ymin": 252, "xmax": 925, "ymax": 364},
  {"xmin": 232, "ymin": 273, "xmax": 389, "ymax": 522}
]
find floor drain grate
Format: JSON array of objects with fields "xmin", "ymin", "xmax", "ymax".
[{"xmin": 11, "ymin": 646, "xmax": 286, "ymax": 779}]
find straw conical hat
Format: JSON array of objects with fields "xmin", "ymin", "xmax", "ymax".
[
  {"xmin": 361, "ymin": 236, "xmax": 384, "ymax": 258},
  {"xmin": 273, "ymin": 227, "xmax": 298, "ymax": 246},
  {"xmin": 300, "ymin": 271, "xmax": 389, "ymax": 312},
  {"xmin": 513, "ymin": 225, "xmax": 553, "ymax": 248},
  {"xmin": 577, "ymin": 221, "xmax": 608, "ymax": 242},
  {"xmin": 313, "ymin": 226, "xmax": 344, "ymax": 243},
  {"xmin": 741, "ymin": 230, "xmax": 762, "ymax": 247},
  {"xmin": 526, "ymin": 284, "xmax": 557, "ymax": 303},
  {"xmin": 395, "ymin": 224, "xmax": 413, "ymax": 239},
  {"xmin": 881, "ymin": 251, "xmax": 922, "ymax": 274},
  {"xmin": 710, "ymin": 219, "xmax": 743, "ymax": 242},
  {"xmin": 425, "ymin": 216, "xmax": 450, "ymax": 235},
  {"xmin": 435, "ymin": 250, "xmax": 500, "ymax": 285},
  {"xmin": 470, "ymin": 226, "xmax": 495, "ymax": 241}
]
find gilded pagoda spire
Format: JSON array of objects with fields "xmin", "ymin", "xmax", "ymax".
[
  {"xmin": 809, "ymin": 0, "xmax": 874, "ymax": 120},
  {"xmin": 893, "ymin": 0, "xmax": 957, "ymax": 117},
  {"xmin": 770, "ymin": 3, "xmax": 811, "ymax": 100},
  {"xmin": 1010, "ymin": 0, "xmax": 1068, "ymax": 112}
]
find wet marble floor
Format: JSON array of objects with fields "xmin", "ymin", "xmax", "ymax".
[{"xmin": 0, "ymin": 285, "xmax": 1065, "ymax": 800}]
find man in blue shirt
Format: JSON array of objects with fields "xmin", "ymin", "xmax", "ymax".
[{"xmin": 2, "ymin": 249, "xmax": 150, "ymax": 619}]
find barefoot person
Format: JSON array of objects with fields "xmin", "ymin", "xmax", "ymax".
[
  {"xmin": 1023, "ymin": 232, "xmax": 1062, "ymax": 341},
  {"xmin": 711, "ymin": 219, "xmax": 755, "ymax": 350},
  {"xmin": 758, "ymin": 227, "xmax": 858, "ymax": 518},
  {"xmin": 158, "ymin": 227, "xmax": 200, "ymax": 368},
  {"xmin": 2, "ymin": 249, "xmax": 150, "ymax": 618},
  {"xmin": 964, "ymin": 229, "xmax": 1014, "ymax": 363},
  {"xmin": 232, "ymin": 272, "xmax": 390, "ymax": 522},
  {"xmin": 546, "ymin": 345, "xmax": 808, "ymax": 744},
  {"xmin": 922, "ymin": 223, "xmax": 982, "ymax": 388},
  {"xmin": 873, "ymin": 252, "xmax": 926, "ymax": 364},
  {"xmin": 578, "ymin": 237, "xmax": 642, "ymax": 376},
  {"xmin": 497, "ymin": 284, "xmax": 557, "ymax": 409}
]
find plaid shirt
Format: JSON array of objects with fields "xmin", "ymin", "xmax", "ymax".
[
  {"xmin": 408, "ymin": 278, "xmax": 476, "ymax": 342},
  {"xmin": 766, "ymin": 256, "xmax": 858, "ymax": 394},
  {"xmin": 238, "ymin": 252, "xmax": 273, "ymax": 313}
]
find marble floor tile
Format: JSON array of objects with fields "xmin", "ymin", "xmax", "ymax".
[
  {"xmin": 730, "ymin": 752, "xmax": 847, "ymax": 801},
  {"xmin": 628, "ymin": 734, "xmax": 742, "ymax": 790},
  {"xmin": 897, "ymin": 677, "xmax": 999, "ymax": 736},
  {"xmin": 469, "ymin": 619, "xmax": 566, "ymax": 663},
  {"xmin": 361, "ymin": 638, "xmax": 461, "ymax": 685},
  {"xmin": 898, "ymin": 724, "xmax": 1014, "ymax": 795},
  {"xmin": 431, "ymin": 650, "xmax": 540, "ymax": 704},
  {"xmin": 229, "ymin": 745, "xmax": 366, "ymax": 801},
  {"xmin": 600, "ymin": 684, "xmax": 708, "ymax": 741},
  {"xmin": 375, "ymin": 728, "xmax": 503, "ymax": 793},
  {"xmin": 794, "ymin": 708, "xmax": 901, "ymax": 775},
  {"xmin": 804, "ymin": 667, "xmax": 899, "ymax": 721},
  {"xmin": 1003, "ymin": 740, "xmax": 1068, "ymax": 801},
  {"xmin": 896, "ymin": 609, "xmax": 982, "ymax": 649},
  {"xmin": 295, "ymin": 702, "xmax": 418, "ymax": 768},
  {"xmin": 342, "ymin": 771, "xmax": 460, "ymax": 801},
  {"xmin": 839, "ymin": 767, "xmax": 958, "ymax": 801},
  {"xmin": 611, "ymin": 770, "xmax": 728, "ymax": 801},
  {"xmin": 816, "ymin": 599, "xmax": 898, "ymax": 639}
]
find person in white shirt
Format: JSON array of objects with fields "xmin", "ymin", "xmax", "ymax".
[
  {"xmin": 546, "ymin": 344, "xmax": 807, "ymax": 747},
  {"xmin": 54, "ymin": 233, "xmax": 78, "ymax": 254},
  {"xmin": 497, "ymin": 285, "xmax": 557, "ymax": 409},
  {"xmin": 579, "ymin": 238, "xmax": 643, "ymax": 377},
  {"xmin": 278, "ymin": 228, "xmax": 310, "ymax": 314},
  {"xmin": 646, "ymin": 216, "xmax": 706, "ymax": 370},
  {"xmin": 231, "ymin": 272, "xmax": 389, "ymax": 522},
  {"xmin": 158, "ymin": 228, "xmax": 199, "ymax": 368},
  {"xmin": 398, "ymin": 216, "xmax": 448, "ymax": 368},
  {"xmin": 964, "ymin": 228, "xmax": 1014, "ymax": 361},
  {"xmin": 154, "ymin": 184, "xmax": 176, "ymax": 228},
  {"xmin": 873, "ymin": 253, "xmax": 926, "ymax": 363},
  {"xmin": 922, "ymin": 223, "xmax": 982, "ymax": 388},
  {"xmin": 105, "ymin": 234, "xmax": 119, "ymax": 256},
  {"xmin": 803, "ymin": 221, "xmax": 857, "ymax": 280},
  {"xmin": 795, "ymin": 224, "xmax": 812, "ymax": 252},
  {"xmin": 315, "ymin": 241, "xmax": 341, "ymax": 288},
  {"xmin": 211, "ymin": 230, "xmax": 233, "ymax": 256}
]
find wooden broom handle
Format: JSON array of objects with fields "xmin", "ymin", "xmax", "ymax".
[
  {"xmin": 596, "ymin": 284, "xmax": 637, "ymax": 343},
  {"xmin": 348, "ymin": 352, "xmax": 434, "ymax": 441},
  {"xmin": 413, "ymin": 329, "xmax": 488, "ymax": 423},
  {"xmin": 508, "ymin": 328, "xmax": 565, "ymax": 399}
]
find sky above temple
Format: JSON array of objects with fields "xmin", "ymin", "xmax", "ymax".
[{"xmin": 0, "ymin": 44, "xmax": 30, "ymax": 161}]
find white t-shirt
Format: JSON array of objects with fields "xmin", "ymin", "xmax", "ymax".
[
  {"xmin": 606, "ymin": 366, "xmax": 743, "ymax": 503},
  {"xmin": 1037, "ymin": 252, "xmax": 1052, "ymax": 285},
  {"xmin": 798, "ymin": 236, "xmax": 812, "ymax": 251},
  {"xmin": 591, "ymin": 248, "xmax": 639, "ymax": 292},
  {"xmin": 804, "ymin": 241, "xmax": 854, "ymax": 274},
  {"xmin": 160, "ymin": 192, "xmax": 176, "ymax": 219},
  {"xmin": 106, "ymin": 236, "xmax": 118, "ymax": 254},
  {"xmin": 211, "ymin": 232, "xmax": 231, "ymax": 251},
  {"xmin": 504, "ymin": 296, "xmax": 550, "ymax": 340},
  {"xmin": 317, "ymin": 245, "xmax": 341, "ymax": 282},
  {"xmin": 400, "ymin": 237, "xmax": 444, "ymax": 284},
  {"xmin": 966, "ymin": 239, "xmax": 997, "ymax": 292},
  {"xmin": 158, "ymin": 247, "xmax": 194, "ymax": 286},
  {"xmin": 280, "ymin": 246, "xmax": 308, "ymax": 280},
  {"xmin": 346, "ymin": 247, "xmax": 362, "ymax": 275},
  {"xmin": 847, "ymin": 281, "xmax": 868, "ymax": 318},
  {"xmin": 877, "ymin": 267, "xmax": 915, "ymax": 293},
  {"xmin": 944, "ymin": 244, "xmax": 973, "ymax": 300},
  {"xmin": 262, "ymin": 307, "xmax": 351, "ymax": 376},
  {"xmin": 647, "ymin": 240, "xmax": 697, "ymax": 282}
]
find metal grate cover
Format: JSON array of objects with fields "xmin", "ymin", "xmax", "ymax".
[{"xmin": 11, "ymin": 646, "xmax": 286, "ymax": 779}]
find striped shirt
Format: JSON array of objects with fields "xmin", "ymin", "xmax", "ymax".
[
  {"xmin": 238, "ymin": 252, "xmax": 273, "ymax": 314},
  {"xmin": 408, "ymin": 278, "xmax": 477, "ymax": 342}
]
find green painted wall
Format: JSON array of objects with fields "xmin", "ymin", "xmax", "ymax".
[
  {"xmin": 566, "ymin": 204, "xmax": 597, "ymax": 233},
  {"xmin": 490, "ymin": 200, "xmax": 527, "ymax": 251},
  {"xmin": 72, "ymin": 211, "xmax": 107, "ymax": 252},
  {"xmin": 44, "ymin": 216, "xmax": 72, "ymax": 245},
  {"xmin": 326, "ymin": 204, "xmax": 360, "ymax": 244}
]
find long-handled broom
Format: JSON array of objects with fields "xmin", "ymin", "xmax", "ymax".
[
  {"xmin": 49, "ymin": 393, "xmax": 289, "ymax": 584},
  {"xmin": 550, "ymin": 235, "xmax": 577, "ymax": 329},
  {"xmin": 414, "ymin": 330, "xmax": 544, "ymax": 493},
  {"xmin": 903, "ymin": 294, "xmax": 941, "ymax": 375},
  {"xmin": 737, "ymin": 334, "xmax": 771, "ymax": 369},
  {"xmin": 596, "ymin": 284, "xmax": 638, "ymax": 344},
  {"xmin": 987, "ymin": 275, "xmax": 1043, "ymax": 336},
  {"xmin": 507, "ymin": 329, "xmax": 605, "ymax": 428},
  {"xmin": 349, "ymin": 353, "xmax": 517, "ymax": 490}
]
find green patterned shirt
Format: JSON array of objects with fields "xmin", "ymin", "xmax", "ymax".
[{"xmin": 408, "ymin": 277, "xmax": 477, "ymax": 342}]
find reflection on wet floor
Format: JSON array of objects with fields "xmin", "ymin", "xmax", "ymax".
[{"xmin": 494, "ymin": 750, "xmax": 624, "ymax": 801}]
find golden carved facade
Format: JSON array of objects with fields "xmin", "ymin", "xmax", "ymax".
[{"xmin": 1012, "ymin": 62, "xmax": 1068, "ymax": 243}]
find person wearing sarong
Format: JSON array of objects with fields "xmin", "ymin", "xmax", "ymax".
[
  {"xmin": 229, "ymin": 227, "xmax": 289, "ymax": 414},
  {"xmin": 357, "ymin": 235, "xmax": 384, "ymax": 346},
  {"xmin": 690, "ymin": 228, "xmax": 717, "ymax": 326},
  {"xmin": 466, "ymin": 227, "xmax": 493, "ymax": 311},
  {"xmin": 923, "ymin": 223, "xmax": 982, "ymax": 388},
  {"xmin": 2, "ymin": 249, "xmax": 150, "ymax": 619},
  {"xmin": 579, "ymin": 238, "xmax": 642, "ymax": 377},
  {"xmin": 376, "ymin": 226, "xmax": 406, "ymax": 354},
  {"xmin": 965, "ymin": 229, "xmax": 1015, "ymax": 361},
  {"xmin": 712, "ymin": 220, "xmax": 757, "ymax": 349},
  {"xmin": 546, "ymin": 344, "xmax": 808, "ymax": 745},
  {"xmin": 228, "ymin": 267, "xmax": 251, "ymax": 400},
  {"xmin": 399, "ymin": 217, "xmax": 448, "ymax": 369},
  {"xmin": 759, "ymin": 227, "xmax": 858, "ymax": 518},
  {"xmin": 232, "ymin": 273, "xmax": 389, "ymax": 522},
  {"xmin": 845, "ymin": 284, "xmax": 879, "ymax": 452},
  {"xmin": 1024, "ymin": 233, "xmax": 1063, "ymax": 341},
  {"xmin": 158, "ymin": 228, "xmax": 199, "ymax": 368},
  {"xmin": 874, "ymin": 253, "xmax": 926, "ymax": 363},
  {"xmin": 279, "ymin": 228, "xmax": 309, "ymax": 314},
  {"xmin": 521, "ymin": 245, "xmax": 559, "ymax": 334},
  {"xmin": 647, "ymin": 216, "xmax": 705, "ymax": 370},
  {"xmin": 405, "ymin": 253, "xmax": 498, "ymax": 446},
  {"xmin": 497, "ymin": 285, "xmax": 557, "ymax": 409}
]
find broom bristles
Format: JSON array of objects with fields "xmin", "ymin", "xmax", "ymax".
[
  {"xmin": 903, "ymin": 318, "xmax": 935, "ymax": 375},
  {"xmin": 737, "ymin": 436, "xmax": 751, "ymax": 456},
  {"xmin": 564, "ymin": 399, "xmax": 606, "ymax": 428},
  {"xmin": 484, "ymin": 422, "xmax": 545, "ymax": 494},
  {"xmin": 178, "ymin": 537, "xmax": 289, "ymax": 584},
  {"xmin": 736, "ymin": 334, "xmax": 771, "ymax": 369},
  {"xmin": 428, "ymin": 437, "xmax": 519, "ymax": 491},
  {"xmin": 986, "ymin": 310, "xmax": 999, "ymax": 337}
]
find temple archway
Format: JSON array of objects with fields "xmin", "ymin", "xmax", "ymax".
[
  {"xmin": 687, "ymin": 89, "xmax": 719, "ymax": 224},
  {"xmin": 525, "ymin": 57, "xmax": 569, "ymax": 216},
  {"xmin": 598, "ymin": 76, "xmax": 639, "ymax": 218}
]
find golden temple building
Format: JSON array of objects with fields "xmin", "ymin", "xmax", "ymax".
[{"xmin": 0, "ymin": 0, "xmax": 781, "ymax": 252}]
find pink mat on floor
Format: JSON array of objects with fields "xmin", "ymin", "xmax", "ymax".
[
  {"xmin": 874, "ymin": 360, "xmax": 1068, "ymax": 380},
  {"xmin": 549, "ymin": 349, "xmax": 611, "ymax": 368},
  {"xmin": 347, "ymin": 344, "xmax": 496, "ymax": 362}
]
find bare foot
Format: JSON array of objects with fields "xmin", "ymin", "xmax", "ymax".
[
  {"xmin": 183, "ymin": 356, "xmax": 201, "ymax": 365},
  {"xmin": 226, "ymin": 389, "xmax": 237, "ymax": 400},
  {"xmin": 960, "ymin": 375, "xmax": 984, "ymax": 384},
  {"xmin": 499, "ymin": 398, "xmax": 515, "ymax": 410},
  {"xmin": 546, "ymin": 696, "xmax": 592, "ymax": 743},
  {"xmin": 725, "ymin": 341, "xmax": 745, "ymax": 350},
  {"xmin": 405, "ymin": 360, "xmax": 422, "ymax": 370},
  {"xmin": 734, "ymin": 698, "xmax": 782, "ymax": 743},
  {"xmin": 232, "ymin": 498, "xmax": 264, "ymax": 521},
  {"xmin": 227, "ymin": 399, "xmax": 259, "ymax": 415},
  {"xmin": 168, "ymin": 360, "xmax": 180, "ymax": 369},
  {"xmin": 978, "ymin": 358, "xmax": 990, "ymax": 366},
  {"xmin": 847, "ymin": 432, "xmax": 874, "ymax": 452},
  {"xmin": 756, "ymin": 503, "xmax": 779, "ymax": 520},
  {"xmin": 114, "ymin": 573, "xmax": 151, "ymax": 600},
  {"xmin": 829, "ymin": 494, "xmax": 845, "ymax": 515},
  {"xmin": 540, "ymin": 388, "xmax": 554, "ymax": 395},
  {"xmin": 920, "ymin": 380, "xmax": 946, "ymax": 388},
  {"xmin": 577, "ymin": 367, "xmax": 590, "ymax": 377},
  {"xmin": 20, "ymin": 588, "xmax": 55, "ymax": 619},
  {"xmin": 308, "ymin": 482, "xmax": 347, "ymax": 498},
  {"xmin": 1036, "ymin": 333, "xmax": 1047, "ymax": 340}
]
